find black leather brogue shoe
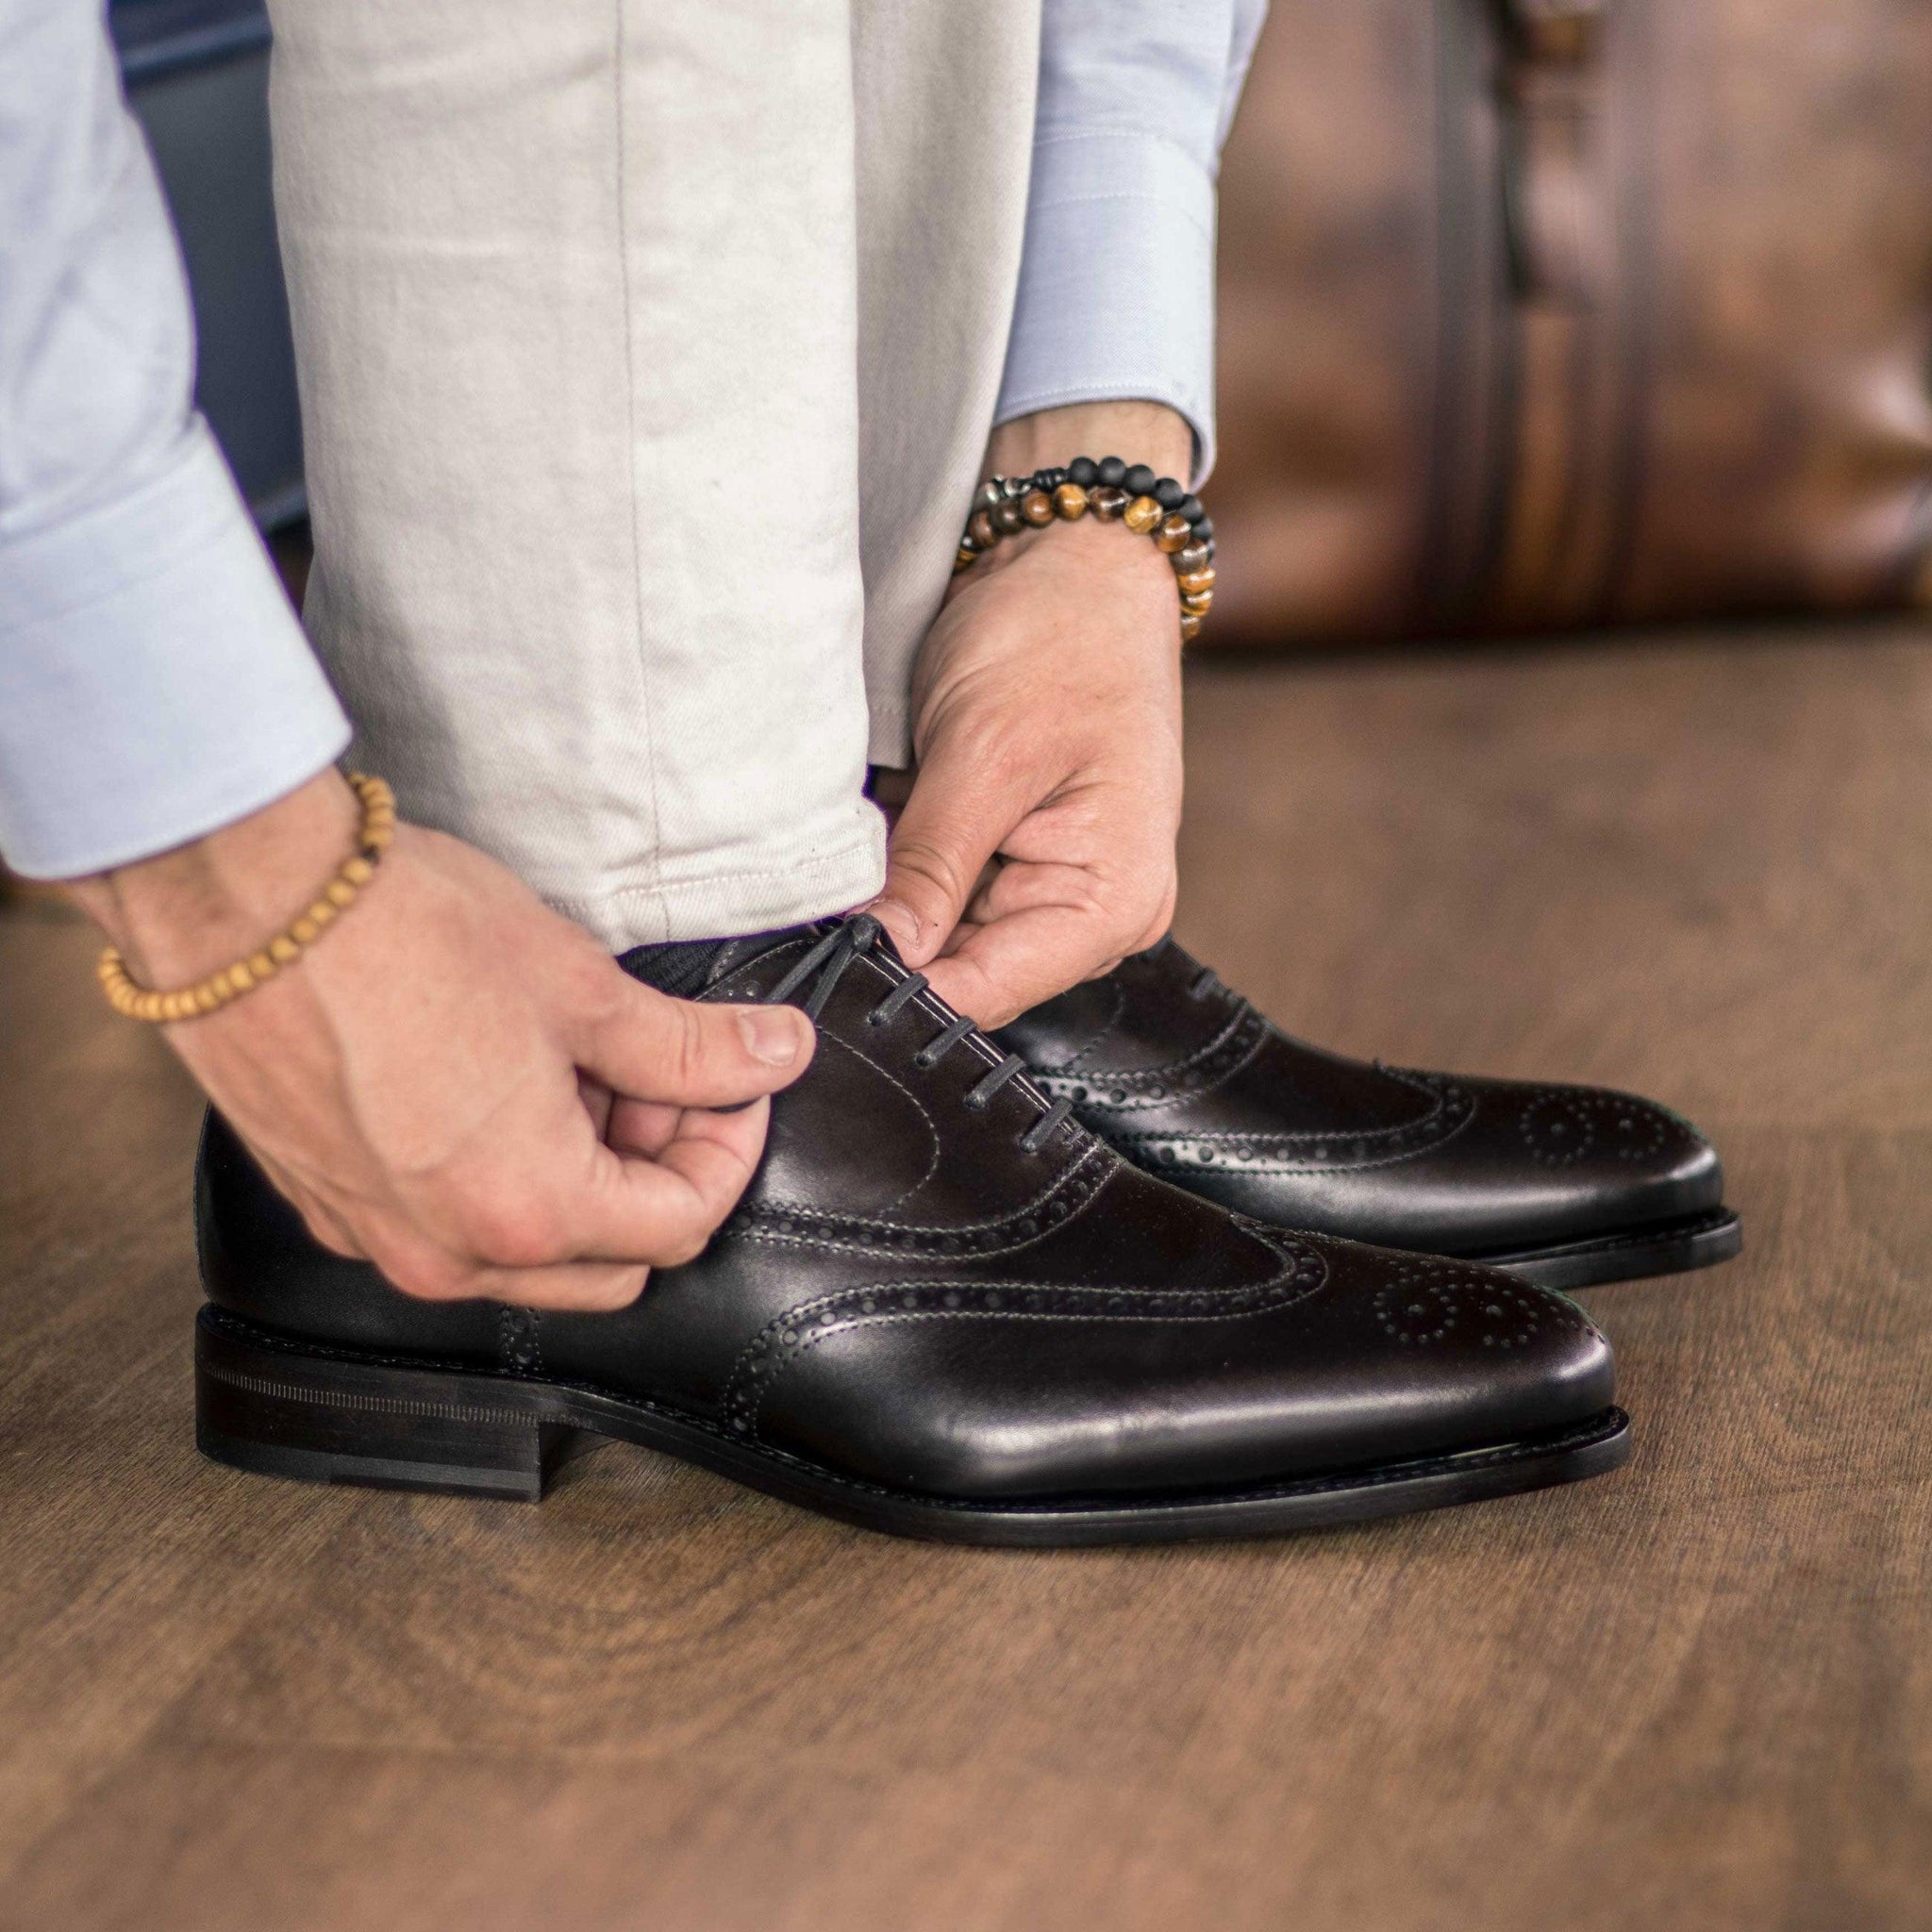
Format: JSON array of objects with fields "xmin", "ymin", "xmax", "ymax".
[
  {"xmin": 194, "ymin": 918, "xmax": 1628, "ymax": 1544},
  {"xmin": 996, "ymin": 937, "xmax": 1740, "ymax": 1292}
]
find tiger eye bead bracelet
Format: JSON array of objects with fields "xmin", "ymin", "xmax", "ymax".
[
  {"xmin": 97, "ymin": 772, "xmax": 398, "ymax": 1024},
  {"xmin": 954, "ymin": 455, "xmax": 1217, "ymax": 642}
]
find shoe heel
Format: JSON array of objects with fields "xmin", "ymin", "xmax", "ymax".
[{"xmin": 194, "ymin": 1308, "xmax": 589, "ymax": 1503}]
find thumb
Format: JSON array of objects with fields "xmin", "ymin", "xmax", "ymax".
[
  {"xmin": 572, "ymin": 972, "xmax": 815, "ymax": 1108},
  {"xmin": 868, "ymin": 743, "xmax": 1017, "ymax": 968}
]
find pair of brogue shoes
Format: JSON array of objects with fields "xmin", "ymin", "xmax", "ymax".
[{"xmin": 194, "ymin": 917, "xmax": 1736, "ymax": 1543}]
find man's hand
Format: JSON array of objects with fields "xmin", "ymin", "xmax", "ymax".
[
  {"xmin": 868, "ymin": 402, "xmax": 1191, "ymax": 1028},
  {"xmin": 63, "ymin": 771, "xmax": 812, "ymax": 1310}
]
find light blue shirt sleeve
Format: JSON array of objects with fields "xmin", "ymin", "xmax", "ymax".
[
  {"xmin": 994, "ymin": 0, "xmax": 1269, "ymax": 487},
  {"xmin": 0, "ymin": 0, "xmax": 349, "ymax": 879}
]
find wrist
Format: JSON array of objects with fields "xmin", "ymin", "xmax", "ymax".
[
  {"xmin": 62, "ymin": 769, "xmax": 363, "ymax": 987},
  {"xmin": 985, "ymin": 401, "xmax": 1193, "ymax": 489},
  {"xmin": 958, "ymin": 502, "xmax": 1180, "ymax": 607},
  {"xmin": 954, "ymin": 424, "xmax": 1215, "ymax": 641}
]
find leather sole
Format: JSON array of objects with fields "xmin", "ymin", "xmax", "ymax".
[
  {"xmin": 194, "ymin": 1307, "xmax": 1630, "ymax": 1547},
  {"xmin": 1474, "ymin": 1205, "xmax": 1742, "ymax": 1291}
]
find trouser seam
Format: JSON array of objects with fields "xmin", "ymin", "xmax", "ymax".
[{"xmin": 611, "ymin": 0, "xmax": 666, "ymax": 913}]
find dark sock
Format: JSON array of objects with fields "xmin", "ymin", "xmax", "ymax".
[{"xmin": 618, "ymin": 922, "xmax": 821, "ymax": 997}]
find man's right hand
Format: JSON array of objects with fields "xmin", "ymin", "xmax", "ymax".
[{"xmin": 61, "ymin": 770, "xmax": 812, "ymax": 1311}]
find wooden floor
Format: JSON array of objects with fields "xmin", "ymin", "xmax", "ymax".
[{"xmin": 5, "ymin": 625, "xmax": 1930, "ymax": 1931}]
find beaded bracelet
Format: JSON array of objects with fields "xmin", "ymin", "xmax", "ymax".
[
  {"xmin": 953, "ymin": 455, "xmax": 1217, "ymax": 642},
  {"xmin": 97, "ymin": 772, "xmax": 397, "ymax": 1024}
]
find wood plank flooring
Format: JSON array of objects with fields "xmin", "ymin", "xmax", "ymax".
[{"xmin": 4, "ymin": 625, "xmax": 1929, "ymax": 1930}]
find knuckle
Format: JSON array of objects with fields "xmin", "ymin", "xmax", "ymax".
[
  {"xmin": 583, "ymin": 1266, "xmax": 652, "ymax": 1310},
  {"xmin": 460, "ymin": 1191, "xmax": 568, "ymax": 1270},
  {"xmin": 530, "ymin": 1265, "xmax": 650, "ymax": 1313},
  {"xmin": 648, "ymin": 1212, "xmax": 713, "ymax": 1269},
  {"xmin": 575, "ymin": 965, "xmax": 636, "ymax": 1031},
  {"xmin": 380, "ymin": 1247, "xmax": 474, "ymax": 1303},
  {"xmin": 892, "ymin": 838, "xmax": 972, "ymax": 910},
  {"xmin": 669, "ymin": 1000, "xmax": 718, "ymax": 1086}
]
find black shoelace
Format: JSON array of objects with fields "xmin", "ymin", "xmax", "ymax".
[{"xmin": 763, "ymin": 915, "xmax": 1074, "ymax": 1156}]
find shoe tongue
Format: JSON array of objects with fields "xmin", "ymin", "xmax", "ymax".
[{"xmin": 617, "ymin": 922, "xmax": 829, "ymax": 996}]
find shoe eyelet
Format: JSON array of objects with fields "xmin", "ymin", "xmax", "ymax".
[
  {"xmin": 912, "ymin": 1052, "xmax": 937, "ymax": 1070},
  {"xmin": 864, "ymin": 1008, "xmax": 887, "ymax": 1027},
  {"xmin": 962, "ymin": 1094, "xmax": 988, "ymax": 1112}
]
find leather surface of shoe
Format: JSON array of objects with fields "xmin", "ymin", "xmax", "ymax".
[
  {"xmin": 194, "ymin": 918, "xmax": 1628, "ymax": 1543},
  {"xmin": 996, "ymin": 937, "xmax": 1740, "ymax": 1291}
]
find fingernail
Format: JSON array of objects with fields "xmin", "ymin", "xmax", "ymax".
[
  {"xmin": 738, "ymin": 1006, "xmax": 806, "ymax": 1066},
  {"xmin": 867, "ymin": 901, "xmax": 918, "ymax": 953}
]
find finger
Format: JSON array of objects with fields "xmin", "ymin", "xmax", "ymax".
[
  {"xmin": 462, "ymin": 1259, "xmax": 653, "ymax": 1313},
  {"xmin": 920, "ymin": 899, "xmax": 1108, "ymax": 1026},
  {"xmin": 571, "ymin": 970, "xmax": 814, "ymax": 1108},
  {"xmin": 867, "ymin": 738, "xmax": 1026, "ymax": 968},
  {"xmin": 605, "ymin": 1093, "xmax": 686, "ymax": 1158},
  {"xmin": 918, "ymin": 841, "xmax": 1164, "ymax": 1025},
  {"xmin": 958, "ymin": 817, "xmax": 1174, "ymax": 960},
  {"xmin": 560, "ymin": 1096, "xmax": 772, "ymax": 1266},
  {"xmin": 576, "ymin": 1071, "xmax": 615, "ymax": 1141},
  {"xmin": 361, "ymin": 1212, "xmax": 653, "ymax": 1308},
  {"xmin": 359, "ymin": 1206, "xmax": 656, "ymax": 1312}
]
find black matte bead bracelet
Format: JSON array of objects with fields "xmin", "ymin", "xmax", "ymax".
[{"xmin": 953, "ymin": 457, "xmax": 1217, "ymax": 642}]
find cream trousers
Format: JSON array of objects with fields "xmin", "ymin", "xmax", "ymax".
[{"xmin": 268, "ymin": 0, "xmax": 1041, "ymax": 947}]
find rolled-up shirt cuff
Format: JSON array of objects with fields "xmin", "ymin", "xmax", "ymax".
[
  {"xmin": 0, "ymin": 418, "xmax": 350, "ymax": 877},
  {"xmin": 992, "ymin": 130, "xmax": 1219, "ymax": 486}
]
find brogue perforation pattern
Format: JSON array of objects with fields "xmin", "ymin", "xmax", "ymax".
[
  {"xmin": 1518, "ymin": 1091, "xmax": 1681, "ymax": 1168},
  {"xmin": 721, "ymin": 1224, "xmax": 1331, "ymax": 1438},
  {"xmin": 1111, "ymin": 1071, "xmax": 1477, "ymax": 1176},
  {"xmin": 1372, "ymin": 1258, "xmax": 1598, "ymax": 1350},
  {"xmin": 496, "ymin": 1307, "xmax": 543, "ymax": 1374},
  {"xmin": 1028, "ymin": 1005, "xmax": 1272, "ymax": 1110}
]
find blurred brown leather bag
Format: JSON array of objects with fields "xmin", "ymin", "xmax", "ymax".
[{"xmin": 1209, "ymin": 0, "xmax": 1932, "ymax": 642}]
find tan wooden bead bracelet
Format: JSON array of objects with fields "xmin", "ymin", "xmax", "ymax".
[{"xmin": 97, "ymin": 772, "xmax": 397, "ymax": 1024}]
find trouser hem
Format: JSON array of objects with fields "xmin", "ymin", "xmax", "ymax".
[{"xmin": 546, "ymin": 833, "xmax": 889, "ymax": 952}]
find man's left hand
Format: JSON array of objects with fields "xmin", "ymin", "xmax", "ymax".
[{"xmin": 868, "ymin": 403, "xmax": 1191, "ymax": 1029}]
